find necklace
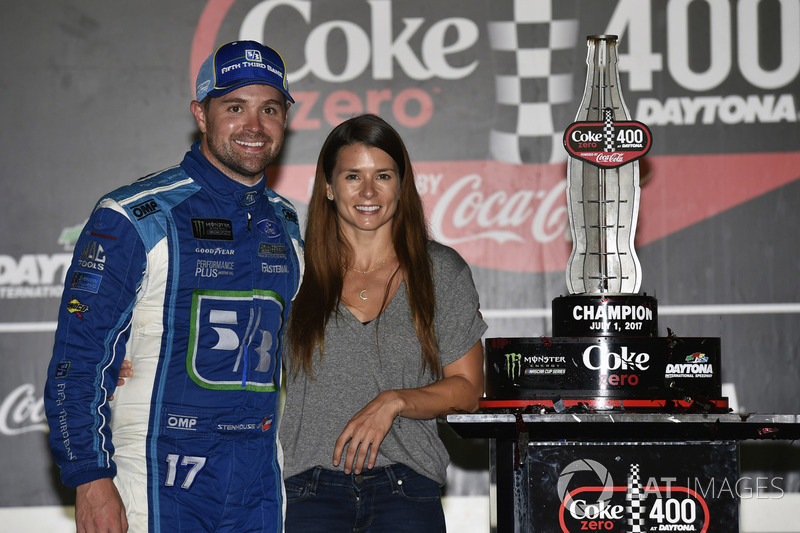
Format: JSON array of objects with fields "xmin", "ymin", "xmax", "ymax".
[
  {"xmin": 350, "ymin": 254, "xmax": 393, "ymax": 301},
  {"xmin": 348, "ymin": 255, "xmax": 390, "ymax": 275}
]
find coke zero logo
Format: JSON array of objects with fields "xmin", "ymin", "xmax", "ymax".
[
  {"xmin": 582, "ymin": 345, "xmax": 650, "ymax": 371},
  {"xmin": 564, "ymin": 118, "xmax": 652, "ymax": 169}
]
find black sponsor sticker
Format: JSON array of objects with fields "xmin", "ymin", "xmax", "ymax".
[
  {"xmin": 192, "ymin": 218, "xmax": 234, "ymax": 241},
  {"xmin": 282, "ymin": 207, "xmax": 298, "ymax": 224}
]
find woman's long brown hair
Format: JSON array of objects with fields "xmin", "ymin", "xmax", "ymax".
[{"xmin": 287, "ymin": 114, "xmax": 438, "ymax": 379}]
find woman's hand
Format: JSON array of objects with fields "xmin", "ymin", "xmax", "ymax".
[
  {"xmin": 109, "ymin": 360, "xmax": 134, "ymax": 401},
  {"xmin": 117, "ymin": 360, "xmax": 134, "ymax": 385},
  {"xmin": 333, "ymin": 390, "xmax": 402, "ymax": 474},
  {"xmin": 332, "ymin": 340, "xmax": 484, "ymax": 474}
]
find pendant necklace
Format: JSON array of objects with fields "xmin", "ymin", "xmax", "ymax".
[{"xmin": 350, "ymin": 255, "xmax": 391, "ymax": 301}]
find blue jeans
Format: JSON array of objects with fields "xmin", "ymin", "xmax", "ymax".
[{"xmin": 285, "ymin": 463, "xmax": 446, "ymax": 532}]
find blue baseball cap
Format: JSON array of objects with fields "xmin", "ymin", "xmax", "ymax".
[{"xmin": 195, "ymin": 40, "xmax": 294, "ymax": 103}]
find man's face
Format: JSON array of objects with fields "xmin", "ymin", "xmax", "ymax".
[{"xmin": 191, "ymin": 84, "xmax": 289, "ymax": 185}]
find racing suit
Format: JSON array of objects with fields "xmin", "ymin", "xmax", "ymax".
[{"xmin": 44, "ymin": 141, "xmax": 304, "ymax": 532}]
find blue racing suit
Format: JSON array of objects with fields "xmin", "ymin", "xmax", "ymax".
[{"xmin": 44, "ymin": 142, "xmax": 304, "ymax": 532}]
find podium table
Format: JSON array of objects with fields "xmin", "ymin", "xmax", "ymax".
[{"xmin": 446, "ymin": 413, "xmax": 800, "ymax": 532}]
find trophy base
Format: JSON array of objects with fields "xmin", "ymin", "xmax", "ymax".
[{"xmin": 483, "ymin": 293, "xmax": 728, "ymax": 413}]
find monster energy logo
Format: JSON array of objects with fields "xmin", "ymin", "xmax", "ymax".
[
  {"xmin": 505, "ymin": 352, "xmax": 522, "ymax": 379},
  {"xmin": 191, "ymin": 218, "xmax": 234, "ymax": 241}
]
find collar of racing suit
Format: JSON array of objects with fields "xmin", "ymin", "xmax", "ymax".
[{"xmin": 182, "ymin": 141, "xmax": 268, "ymax": 210}]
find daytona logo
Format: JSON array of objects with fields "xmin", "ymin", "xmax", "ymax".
[
  {"xmin": 637, "ymin": 94, "xmax": 797, "ymax": 126},
  {"xmin": 665, "ymin": 363, "xmax": 714, "ymax": 377},
  {"xmin": 0, "ymin": 253, "xmax": 72, "ymax": 299}
]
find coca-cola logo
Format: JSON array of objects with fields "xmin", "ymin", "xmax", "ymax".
[{"xmin": 0, "ymin": 384, "xmax": 47, "ymax": 436}]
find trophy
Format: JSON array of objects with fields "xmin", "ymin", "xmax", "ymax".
[
  {"xmin": 482, "ymin": 36, "xmax": 726, "ymax": 412},
  {"xmin": 563, "ymin": 34, "xmax": 649, "ymax": 295}
]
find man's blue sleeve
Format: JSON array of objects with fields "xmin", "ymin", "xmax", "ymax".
[{"xmin": 44, "ymin": 204, "xmax": 147, "ymax": 488}]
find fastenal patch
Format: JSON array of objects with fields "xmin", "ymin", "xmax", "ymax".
[
  {"xmin": 261, "ymin": 262, "xmax": 289, "ymax": 274},
  {"xmin": 70, "ymin": 271, "xmax": 102, "ymax": 293},
  {"xmin": 192, "ymin": 218, "xmax": 234, "ymax": 240}
]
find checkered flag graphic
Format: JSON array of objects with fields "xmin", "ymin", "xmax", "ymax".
[
  {"xmin": 487, "ymin": 0, "xmax": 579, "ymax": 164},
  {"xmin": 603, "ymin": 107, "xmax": 615, "ymax": 152},
  {"xmin": 626, "ymin": 464, "xmax": 646, "ymax": 533}
]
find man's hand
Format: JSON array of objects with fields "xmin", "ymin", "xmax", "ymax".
[{"xmin": 75, "ymin": 478, "xmax": 128, "ymax": 533}]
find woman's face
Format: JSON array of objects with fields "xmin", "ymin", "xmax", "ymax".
[{"xmin": 326, "ymin": 143, "xmax": 401, "ymax": 237}]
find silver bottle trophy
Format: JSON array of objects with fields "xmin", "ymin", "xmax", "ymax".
[{"xmin": 563, "ymin": 35, "xmax": 652, "ymax": 294}]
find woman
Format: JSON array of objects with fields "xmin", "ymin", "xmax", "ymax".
[{"xmin": 281, "ymin": 114, "xmax": 487, "ymax": 532}]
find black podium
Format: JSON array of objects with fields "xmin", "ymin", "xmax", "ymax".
[{"xmin": 447, "ymin": 412, "xmax": 800, "ymax": 532}]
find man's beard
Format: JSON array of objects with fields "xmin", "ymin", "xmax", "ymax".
[{"xmin": 209, "ymin": 135, "xmax": 280, "ymax": 181}]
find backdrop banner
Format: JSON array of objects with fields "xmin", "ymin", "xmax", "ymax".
[{"xmin": 1, "ymin": 0, "xmax": 798, "ymax": 512}]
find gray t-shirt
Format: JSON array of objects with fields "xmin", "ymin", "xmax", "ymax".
[{"xmin": 280, "ymin": 241, "xmax": 487, "ymax": 485}]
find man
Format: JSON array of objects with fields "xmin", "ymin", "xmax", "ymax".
[{"xmin": 44, "ymin": 40, "xmax": 303, "ymax": 532}]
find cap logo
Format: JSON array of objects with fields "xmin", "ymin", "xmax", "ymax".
[
  {"xmin": 196, "ymin": 41, "xmax": 294, "ymax": 103},
  {"xmin": 245, "ymin": 49, "xmax": 263, "ymax": 62}
]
